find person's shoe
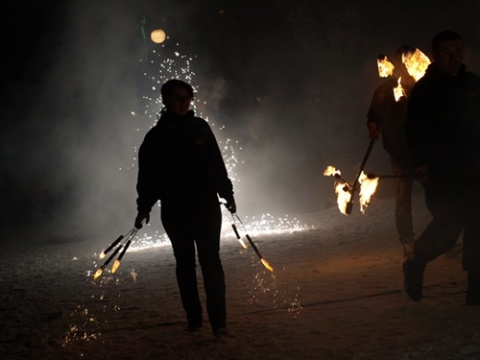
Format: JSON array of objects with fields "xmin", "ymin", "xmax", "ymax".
[
  {"xmin": 403, "ymin": 255, "xmax": 425, "ymax": 302},
  {"xmin": 213, "ymin": 327, "xmax": 232, "ymax": 340},
  {"xmin": 466, "ymin": 271, "xmax": 480, "ymax": 306}
]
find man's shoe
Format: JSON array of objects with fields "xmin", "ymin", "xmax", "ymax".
[
  {"xmin": 403, "ymin": 255, "xmax": 425, "ymax": 302},
  {"xmin": 214, "ymin": 327, "xmax": 234, "ymax": 340},
  {"xmin": 467, "ymin": 271, "xmax": 480, "ymax": 306}
]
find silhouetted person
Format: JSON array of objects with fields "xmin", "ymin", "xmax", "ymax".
[
  {"xmin": 134, "ymin": 79, "xmax": 237, "ymax": 337},
  {"xmin": 367, "ymin": 45, "xmax": 417, "ymax": 257},
  {"xmin": 403, "ymin": 31, "xmax": 480, "ymax": 305}
]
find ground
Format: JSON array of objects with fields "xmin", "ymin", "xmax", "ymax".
[{"xmin": 1, "ymin": 191, "xmax": 480, "ymax": 359}]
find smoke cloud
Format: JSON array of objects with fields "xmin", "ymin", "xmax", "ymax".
[{"xmin": 1, "ymin": 0, "xmax": 480, "ymax": 241}]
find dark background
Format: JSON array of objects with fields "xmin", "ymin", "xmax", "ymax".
[{"xmin": 1, "ymin": 0, "xmax": 479, "ymax": 239}]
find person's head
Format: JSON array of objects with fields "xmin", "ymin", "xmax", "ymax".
[
  {"xmin": 431, "ymin": 30, "xmax": 464, "ymax": 76},
  {"xmin": 161, "ymin": 79, "xmax": 194, "ymax": 117}
]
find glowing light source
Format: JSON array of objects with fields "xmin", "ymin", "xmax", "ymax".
[
  {"xmin": 324, "ymin": 166, "xmax": 379, "ymax": 215},
  {"xmin": 393, "ymin": 77, "xmax": 406, "ymax": 102},
  {"xmin": 402, "ymin": 48, "xmax": 431, "ymax": 81},
  {"xmin": 377, "ymin": 55, "xmax": 395, "ymax": 78},
  {"xmin": 150, "ymin": 29, "xmax": 166, "ymax": 44}
]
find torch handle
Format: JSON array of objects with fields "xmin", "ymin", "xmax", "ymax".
[
  {"xmin": 102, "ymin": 235, "xmax": 124, "ymax": 256},
  {"xmin": 100, "ymin": 244, "xmax": 123, "ymax": 270},
  {"xmin": 232, "ymin": 224, "xmax": 241, "ymax": 239},
  {"xmin": 246, "ymin": 234, "xmax": 263, "ymax": 259}
]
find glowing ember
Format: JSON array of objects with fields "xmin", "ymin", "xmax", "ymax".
[
  {"xmin": 377, "ymin": 55, "xmax": 395, "ymax": 77},
  {"xmin": 402, "ymin": 48, "xmax": 431, "ymax": 82},
  {"xmin": 93, "ymin": 268, "xmax": 103, "ymax": 280},
  {"xmin": 261, "ymin": 258, "xmax": 274, "ymax": 272},
  {"xmin": 111, "ymin": 259, "xmax": 121, "ymax": 274},
  {"xmin": 393, "ymin": 77, "xmax": 406, "ymax": 102}
]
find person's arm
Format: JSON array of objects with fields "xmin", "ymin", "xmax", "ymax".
[
  {"xmin": 135, "ymin": 129, "xmax": 161, "ymax": 227},
  {"xmin": 203, "ymin": 122, "xmax": 236, "ymax": 213}
]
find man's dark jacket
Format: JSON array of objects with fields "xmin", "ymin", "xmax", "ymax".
[
  {"xmin": 406, "ymin": 64, "xmax": 480, "ymax": 188},
  {"xmin": 136, "ymin": 110, "xmax": 234, "ymax": 213}
]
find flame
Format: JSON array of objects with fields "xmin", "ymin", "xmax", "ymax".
[
  {"xmin": 402, "ymin": 48, "xmax": 431, "ymax": 82},
  {"xmin": 238, "ymin": 239, "xmax": 248, "ymax": 249},
  {"xmin": 358, "ymin": 171, "xmax": 379, "ymax": 213},
  {"xmin": 93, "ymin": 268, "xmax": 103, "ymax": 280},
  {"xmin": 393, "ymin": 77, "xmax": 406, "ymax": 102},
  {"xmin": 261, "ymin": 258, "xmax": 274, "ymax": 272},
  {"xmin": 335, "ymin": 182, "xmax": 352, "ymax": 215},
  {"xmin": 99, "ymin": 252, "xmax": 106, "ymax": 260},
  {"xmin": 377, "ymin": 56, "xmax": 395, "ymax": 78},
  {"xmin": 324, "ymin": 166, "xmax": 379, "ymax": 214},
  {"xmin": 111, "ymin": 259, "xmax": 121, "ymax": 274},
  {"xmin": 323, "ymin": 165, "xmax": 340, "ymax": 177}
]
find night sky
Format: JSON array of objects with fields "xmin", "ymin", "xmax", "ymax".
[{"xmin": 1, "ymin": 0, "xmax": 480, "ymax": 239}]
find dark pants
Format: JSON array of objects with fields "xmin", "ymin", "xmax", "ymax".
[
  {"xmin": 391, "ymin": 157, "xmax": 415, "ymax": 240},
  {"xmin": 161, "ymin": 199, "xmax": 226, "ymax": 331},
  {"xmin": 414, "ymin": 177, "xmax": 480, "ymax": 271}
]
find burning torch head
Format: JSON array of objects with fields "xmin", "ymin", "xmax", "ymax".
[{"xmin": 393, "ymin": 45, "xmax": 416, "ymax": 79}]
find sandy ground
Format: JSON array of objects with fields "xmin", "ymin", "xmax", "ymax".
[{"xmin": 2, "ymin": 191, "xmax": 480, "ymax": 360}]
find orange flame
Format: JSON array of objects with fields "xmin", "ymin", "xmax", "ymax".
[
  {"xmin": 358, "ymin": 172, "xmax": 379, "ymax": 213},
  {"xmin": 261, "ymin": 258, "xmax": 274, "ymax": 272},
  {"xmin": 324, "ymin": 166, "xmax": 379, "ymax": 214},
  {"xmin": 402, "ymin": 48, "xmax": 431, "ymax": 82},
  {"xmin": 93, "ymin": 268, "xmax": 103, "ymax": 280},
  {"xmin": 377, "ymin": 56, "xmax": 395, "ymax": 78},
  {"xmin": 111, "ymin": 259, "xmax": 121, "ymax": 274},
  {"xmin": 393, "ymin": 77, "xmax": 406, "ymax": 102}
]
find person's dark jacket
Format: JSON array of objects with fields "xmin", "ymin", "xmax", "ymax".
[
  {"xmin": 406, "ymin": 64, "xmax": 480, "ymax": 187},
  {"xmin": 136, "ymin": 110, "xmax": 234, "ymax": 213},
  {"xmin": 367, "ymin": 77, "xmax": 414, "ymax": 166}
]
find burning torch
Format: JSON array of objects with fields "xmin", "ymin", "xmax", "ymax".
[
  {"xmin": 93, "ymin": 224, "xmax": 141, "ymax": 280},
  {"xmin": 230, "ymin": 212, "xmax": 274, "ymax": 272}
]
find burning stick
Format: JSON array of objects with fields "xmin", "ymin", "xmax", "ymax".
[
  {"xmin": 93, "ymin": 245, "xmax": 123, "ymax": 280},
  {"xmin": 232, "ymin": 213, "xmax": 274, "ymax": 272},
  {"xmin": 346, "ymin": 139, "xmax": 376, "ymax": 214},
  {"xmin": 231, "ymin": 221, "xmax": 248, "ymax": 249},
  {"xmin": 111, "ymin": 239, "xmax": 132, "ymax": 274},
  {"xmin": 94, "ymin": 224, "xmax": 141, "ymax": 280},
  {"xmin": 99, "ymin": 227, "xmax": 136, "ymax": 259}
]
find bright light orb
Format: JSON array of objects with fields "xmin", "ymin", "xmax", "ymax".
[{"xmin": 150, "ymin": 29, "xmax": 166, "ymax": 44}]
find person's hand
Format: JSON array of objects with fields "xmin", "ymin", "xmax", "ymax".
[
  {"xmin": 225, "ymin": 199, "xmax": 237, "ymax": 214},
  {"xmin": 367, "ymin": 122, "xmax": 381, "ymax": 140},
  {"xmin": 135, "ymin": 212, "xmax": 150, "ymax": 229},
  {"xmin": 414, "ymin": 164, "xmax": 428, "ymax": 183}
]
